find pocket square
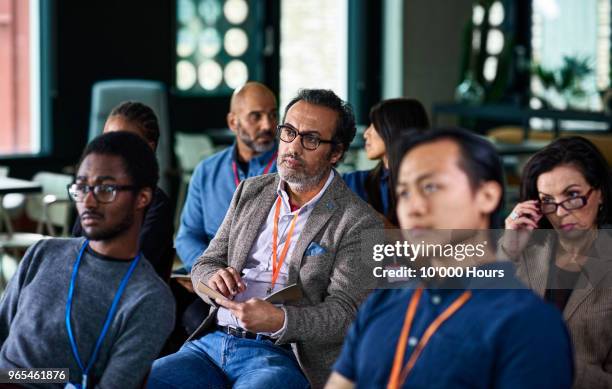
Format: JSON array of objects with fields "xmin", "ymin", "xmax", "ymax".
[{"xmin": 305, "ymin": 242, "xmax": 327, "ymax": 256}]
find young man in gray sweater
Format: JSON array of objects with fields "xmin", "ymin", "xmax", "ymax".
[{"xmin": 0, "ymin": 132, "xmax": 175, "ymax": 388}]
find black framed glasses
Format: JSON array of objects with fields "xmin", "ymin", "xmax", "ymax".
[
  {"xmin": 67, "ymin": 183, "xmax": 137, "ymax": 204},
  {"xmin": 539, "ymin": 189, "xmax": 594, "ymax": 215},
  {"xmin": 277, "ymin": 124, "xmax": 335, "ymax": 151}
]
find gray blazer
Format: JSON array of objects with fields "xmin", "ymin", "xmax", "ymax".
[
  {"xmin": 515, "ymin": 234, "xmax": 612, "ymax": 389},
  {"xmin": 190, "ymin": 172, "xmax": 383, "ymax": 388}
]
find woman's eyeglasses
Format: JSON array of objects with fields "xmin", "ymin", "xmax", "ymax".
[{"xmin": 539, "ymin": 189, "xmax": 594, "ymax": 215}]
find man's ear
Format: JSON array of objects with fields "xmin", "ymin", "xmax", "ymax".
[
  {"xmin": 329, "ymin": 144, "xmax": 344, "ymax": 165},
  {"xmin": 136, "ymin": 187, "xmax": 153, "ymax": 211},
  {"xmin": 227, "ymin": 112, "xmax": 237, "ymax": 133},
  {"xmin": 475, "ymin": 181, "xmax": 503, "ymax": 215}
]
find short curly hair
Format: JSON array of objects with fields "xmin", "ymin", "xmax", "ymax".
[{"xmin": 78, "ymin": 131, "xmax": 159, "ymax": 191}]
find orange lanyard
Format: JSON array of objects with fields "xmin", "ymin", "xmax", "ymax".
[
  {"xmin": 232, "ymin": 151, "xmax": 277, "ymax": 187},
  {"xmin": 269, "ymin": 196, "xmax": 300, "ymax": 294},
  {"xmin": 387, "ymin": 287, "xmax": 472, "ymax": 389}
]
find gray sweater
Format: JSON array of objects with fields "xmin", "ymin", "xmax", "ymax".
[{"xmin": 0, "ymin": 238, "xmax": 175, "ymax": 388}]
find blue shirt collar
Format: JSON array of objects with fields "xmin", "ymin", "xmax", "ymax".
[{"xmin": 230, "ymin": 142, "xmax": 278, "ymax": 169}]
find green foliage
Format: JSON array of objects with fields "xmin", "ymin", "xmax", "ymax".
[
  {"xmin": 532, "ymin": 56, "xmax": 593, "ymax": 102},
  {"xmin": 534, "ymin": 65, "xmax": 556, "ymax": 90}
]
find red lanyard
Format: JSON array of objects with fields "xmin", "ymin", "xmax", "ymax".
[
  {"xmin": 268, "ymin": 196, "xmax": 300, "ymax": 293},
  {"xmin": 232, "ymin": 151, "xmax": 277, "ymax": 187},
  {"xmin": 387, "ymin": 287, "xmax": 472, "ymax": 389}
]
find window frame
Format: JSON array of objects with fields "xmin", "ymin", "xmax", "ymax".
[{"xmin": 0, "ymin": 0, "xmax": 52, "ymax": 160}]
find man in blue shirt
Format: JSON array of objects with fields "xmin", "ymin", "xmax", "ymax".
[
  {"xmin": 176, "ymin": 82, "xmax": 279, "ymax": 269},
  {"xmin": 327, "ymin": 129, "xmax": 574, "ymax": 388}
]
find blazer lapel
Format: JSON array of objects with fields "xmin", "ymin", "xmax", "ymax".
[
  {"xmin": 524, "ymin": 236, "xmax": 554, "ymax": 297},
  {"xmin": 563, "ymin": 243, "xmax": 612, "ymax": 320},
  {"xmin": 563, "ymin": 283, "xmax": 593, "ymax": 321},
  {"xmin": 232, "ymin": 175, "xmax": 279, "ymax": 271},
  {"xmin": 287, "ymin": 174, "xmax": 341, "ymax": 284}
]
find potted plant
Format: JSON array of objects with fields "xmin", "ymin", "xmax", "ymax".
[{"xmin": 532, "ymin": 56, "xmax": 593, "ymax": 110}]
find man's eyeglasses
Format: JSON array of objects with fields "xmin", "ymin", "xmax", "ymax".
[
  {"xmin": 539, "ymin": 189, "xmax": 594, "ymax": 215},
  {"xmin": 277, "ymin": 124, "xmax": 335, "ymax": 151},
  {"xmin": 67, "ymin": 183, "xmax": 137, "ymax": 204}
]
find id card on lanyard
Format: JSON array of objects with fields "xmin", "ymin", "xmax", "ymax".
[
  {"xmin": 65, "ymin": 240, "xmax": 141, "ymax": 389},
  {"xmin": 267, "ymin": 196, "xmax": 300, "ymax": 294}
]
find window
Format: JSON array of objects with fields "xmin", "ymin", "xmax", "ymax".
[
  {"xmin": 0, "ymin": 0, "xmax": 41, "ymax": 156},
  {"xmin": 531, "ymin": 0, "xmax": 610, "ymax": 111},
  {"xmin": 279, "ymin": 0, "xmax": 348, "ymax": 110},
  {"xmin": 175, "ymin": 0, "xmax": 265, "ymax": 95}
]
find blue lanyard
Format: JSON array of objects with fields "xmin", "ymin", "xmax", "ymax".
[{"xmin": 64, "ymin": 240, "xmax": 141, "ymax": 389}]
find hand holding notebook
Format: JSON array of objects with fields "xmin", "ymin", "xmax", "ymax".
[{"xmin": 196, "ymin": 280, "xmax": 303, "ymax": 305}]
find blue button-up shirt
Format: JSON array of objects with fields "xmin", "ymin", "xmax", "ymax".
[
  {"xmin": 342, "ymin": 169, "xmax": 390, "ymax": 216},
  {"xmin": 333, "ymin": 267, "xmax": 574, "ymax": 388},
  {"xmin": 176, "ymin": 143, "xmax": 278, "ymax": 268}
]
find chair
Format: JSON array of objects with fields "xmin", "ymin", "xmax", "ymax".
[
  {"xmin": 27, "ymin": 172, "xmax": 74, "ymax": 236},
  {"xmin": 488, "ymin": 126, "xmax": 556, "ymax": 144},
  {"xmin": 173, "ymin": 132, "xmax": 216, "ymax": 229},
  {"xmin": 0, "ymin": 167, "xmax": 28, "ymax": 222},
  {"xmin": 89, "ymin": 80, "xmax": 171, "ymax": 194},
  {"xmin": 0, "ymin": 172, "xmax": 73, "ymax": 249},
  {"xmin": 0, "ymin": 172, "xmax": 73, "ymax": 285}
]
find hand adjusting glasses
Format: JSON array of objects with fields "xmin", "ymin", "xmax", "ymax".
[
  {"xmin": 277, "ymin": 124, "xmax": 336, "ymax": 150},
  {"xmin": 67, "ymin": 183, "xmax": 137, "ymax": 204}
]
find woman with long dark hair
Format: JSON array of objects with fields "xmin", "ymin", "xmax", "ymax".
[
  {"xmin": 503, "ymin": 136, "xmax": 612, "ymax": 388},
  {"xmin": 343, "ymin": 98, "xmax": 429, "ymax": 225}
]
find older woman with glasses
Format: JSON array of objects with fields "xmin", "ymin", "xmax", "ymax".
[{"xmin": 503, "ymin": 136, "xmax": 612, "ymax": 388}]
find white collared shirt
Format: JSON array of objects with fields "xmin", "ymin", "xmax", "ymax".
[{"xmin": 217, "ymin": 170, "xmax": 335, "ymax": 331}]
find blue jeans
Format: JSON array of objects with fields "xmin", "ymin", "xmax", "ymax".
[{"xmin": 147, "ymin": 330, "xmax": 310, "ymax": 389}]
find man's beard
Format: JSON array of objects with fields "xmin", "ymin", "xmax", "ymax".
[
  {"xmin": 277, "ymin": 152, "xmax": 331, "ymax": 192},
  {"xmin": 82, "ymin": 211, "xmax": 134, "ymax": 241},
  {"xmin": 237, "ymin": 121, "xmax": 275, "ymax": 154}
]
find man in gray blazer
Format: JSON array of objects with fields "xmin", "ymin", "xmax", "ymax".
[{"xmin": 148, "ymin": 89, "xmax": 383, "ymax": 389}]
